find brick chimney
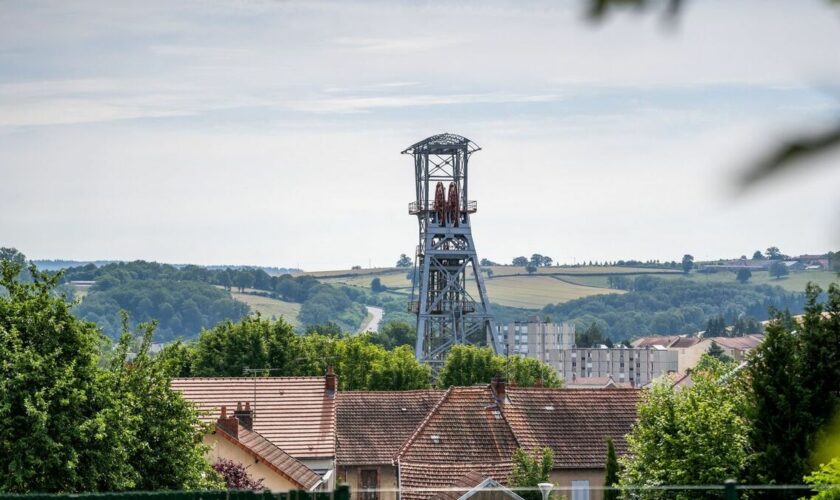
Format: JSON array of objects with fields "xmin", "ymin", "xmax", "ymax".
[
  {"xmin": 325, "ymin": 366, "xmax": 337, "ymax": 397},
  {"xmin": 216, "ymin": 405, "xmax": 239, "ymax": 439},
  {"xmin": 233, "ymin": 401, "xmax": 253, "ymax": 431},
  {"xmin": 491, "ymin": 373, "xmax": 506, "ymax": 404}
]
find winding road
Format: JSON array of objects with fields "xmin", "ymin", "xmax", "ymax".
[{"xmin": 359, "ymin": 306, "xmax": 384, "ymax": 333}]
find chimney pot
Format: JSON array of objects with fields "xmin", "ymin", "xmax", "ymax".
[
  {"xmin": 217, "ymin": 406, "xmax": 239, "ymax": 439},
  {"xmin": 325, "ymin": 366, "xmax": 337, "ymax": 395},
  {"xmin": 233, "ymin": 401, "xmax": 254, "ymax": 431},
  {"xmin": 491, "ymin": 373, "xmax": 506, "ymax": 404}
]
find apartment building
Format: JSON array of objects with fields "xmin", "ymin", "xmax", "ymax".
[
  {"xmin": 494, "ymin": 316, "xmax": 575, "ymax": 362},
  {"xmin": 495, "ymin": 318, "xmax": 679, "ymax": 386},
  {"xmin": 557, "ymin": 346, "xmax": 678, "ymax": 387}
]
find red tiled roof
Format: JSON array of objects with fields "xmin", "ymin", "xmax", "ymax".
[
  {"xmin": 566, "ymin": 376, "xmax": 633, "ymax": 389},
  {"xmin": 503, "ymin": 388, "xmax": 641, "ymax": 469},
  {"xmin": 710, "ymin": 335, "xmax": 764, "ymax": 350},
  {"xmin": 399, "ymin": 462, "xmax": 514, "ymax": 500},
  {"xmin": 397, "ymin": 387, "xmax": 521, "ymax": 464},
  {"xmin": 670, "ymin": 337, "xmax": 700, "ymax": 348},
  {"xmin": 336, "ymin": 390, "xmax": 445, "ymax": 465},
  {"xmin": 633, "ymin": 336, "xmax": 679, "ymax": 347},
  {"xmin": 171, "ymin": 377, "xmax": 334, "ymax": 459},
  {"xmin": 216, "ymin": 423, "xmax": 323, "ymax": 490}
]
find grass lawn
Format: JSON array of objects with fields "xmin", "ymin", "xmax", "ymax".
[{"xmin": 230, "ymin": 291, "xmax": 301, "ymax": 326}]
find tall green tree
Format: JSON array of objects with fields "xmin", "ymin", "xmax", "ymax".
[
  {"xmin": 437, "ymin": 345, "xmax": 561, "ymax": 388},
  {"xmin": 746, "ymin": 311, "xmax": 811, "ymax": 489},
  {"xmin": 367, "ymin": 345, "xmax": 431, "ymax": 391},
  {"xmin": 765, "ymin": 247, "xmax": 783, "ymax": 260},
  {"xmin": 0, "ymin": 262, "xmax": 132, "ymax": 492},
  {"xmin": 109, "ymin": 317, "xmax": 220, "ymax": 490},
  {"xmin": 604, "ymin": 438, "xmax": 620, "ymax": 500},
  {"xmin": 502, "ymin": 355, "xmax": 563, "ymax": 388},
  {"xmin": 748, "ymin": 284, "xmax": 840, "ymax": 490},
  {"xmin": 0, "ymin": 261, "xmax": 219, "ymax": 493},
  {"xmin": 736, "ymin": 268, "xmax": 752, "ymax": 284},
  {"xmin": 509, "ymin": 448, "xmax": 553, "ymax": 500},
  {"xmin": 769, "ymin": 260, "xmax": 790, "ymax": 279},
  {"xmin": 371, "ymin": 320, "xmax": 416, "ymax": 349},
  {"xmin": 681, "ymin": 254, "xmax": 694, "ymax": 274},
  {"xmin": 396, "ymin": 254, "xmax": 413, "ymax": 267},
  {"xmin": 191, "ymin": 315, "xmax": 297, "ymax": 377},
  {"xmin": 619, "ymin": 360, "xmax": 749, "ymax": 499},
  {"xmin": 437, "ymin": 345, "xmax": 501, "ymax": 387}
]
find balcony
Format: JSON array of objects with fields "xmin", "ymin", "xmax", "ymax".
[{"xmin": 408, "ymin": 200, "xmax": 477, "ymax": 215}]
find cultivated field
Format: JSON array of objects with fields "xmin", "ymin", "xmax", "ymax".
[
  {"xmin": 305, "ymin": 265, "xmax": 839, "ymax": 311},
  {"xmin": 312, "ymin": 265, "xmax": 636, "ymax": 309},
  {"xmin": 663, "ymin": 270, "xmax": 839, "ymax": 293},
  {"xmin": 468, "ymin": 275, "xmax": 623, "ymax": 309},
  {"xmin": 321, "ymin": 270, "xmax": 413, "ymax": 290},
  {"xmin": 484, "ymin": 265, "xmax": 682, "ymax": 278},
  {"xmin": 229, "ymin": 291, "xmax": 301, "ymax": 326}
]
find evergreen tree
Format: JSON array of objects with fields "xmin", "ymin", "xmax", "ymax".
[
  {"xmin": 748, "ymin": 284, "xmax": 840, "ymax": 494},
  {"xmin": 747, "ymin": 312, "xmax": 811, "ymax": 489},
  {"xmin": 706, "ymin": 342, "xmax": 732, "ymax": 362},
  {"xmin": 604, "ymin": 438, "xmax": 620, "ymax": 500}
]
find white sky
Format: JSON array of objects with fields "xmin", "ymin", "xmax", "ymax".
[{"xmin": 1, "ymin": 0, "xmax": 840, "ymax": 270}]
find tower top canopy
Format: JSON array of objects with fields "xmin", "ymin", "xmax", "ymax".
[{"xmin": 401, "ymin": 133, "xmax": 481, "ymax": 155}]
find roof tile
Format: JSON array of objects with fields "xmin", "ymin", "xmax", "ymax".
[{"xmin": 172, "ymin": 377, "xmax": 335, "ymax": 459}]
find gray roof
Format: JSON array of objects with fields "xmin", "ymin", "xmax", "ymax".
[{"xmin": 402, "ymin": 133, "xmax": 481, "ymax": 155}]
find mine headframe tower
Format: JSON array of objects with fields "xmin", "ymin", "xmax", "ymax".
[{"xmin": 403, "ymin": 133, "xmax": 500, "ymax": 366}]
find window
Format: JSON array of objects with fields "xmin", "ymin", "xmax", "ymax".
[
  {"xmin": 360, "ymin": 469, "xmax": 379, "ymax": 500},
  {"xmin": 571, "ymin": 480, "xmax": 590, "ymax": 500}
]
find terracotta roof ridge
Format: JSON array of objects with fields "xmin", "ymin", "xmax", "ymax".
[
  {"xmin": 338, "ymin": 389, "xmax": 445, "ymax": 395},
  {"xmin": 400, "ymin": 460, "xmax": 515, "ymax": 466},
  {"xmin": 395, "ymin": 386, "xmax": 453, "ymax": 463},
  {"xmin": 215, "ymin": 423, "xmax": 322, "ymax": 490},
  {"xmin": 172, "ymin": 376, "xmax": 323, "ymax": 381}
]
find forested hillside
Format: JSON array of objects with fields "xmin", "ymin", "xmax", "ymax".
[
  {"xmin": 74, "ymin": 280, "xmax": 249, "ymax": 341},
  {"xmin": 60, "ymin": 260, "xmax": 367, "ymax": 339},
  {"xmin": 542, "ymin": 276, "xmax": 808, "ymax": 341}
]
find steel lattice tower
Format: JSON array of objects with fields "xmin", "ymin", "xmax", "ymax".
[{"xmin": 403, "ymin": 133, "xmax": 500, "ymax": 365}]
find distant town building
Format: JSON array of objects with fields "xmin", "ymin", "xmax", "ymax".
[
  {"xmin": 633, "ymin": 334, "xmax": 764, "ymax": 371},
  {"xmin": 557, "ymin": 345, "xmax": 678, "ymax": 387},
  {"xmin": 494, "ymin": 316, "xmax": 574, "ymax": 362},
  {"xmin": 496, "ymin": 319, "xmax": 680, "ymax": 386},
  {"xmin": 632, "ymin": 335, "xmax": 700, "ymax": 372}
]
